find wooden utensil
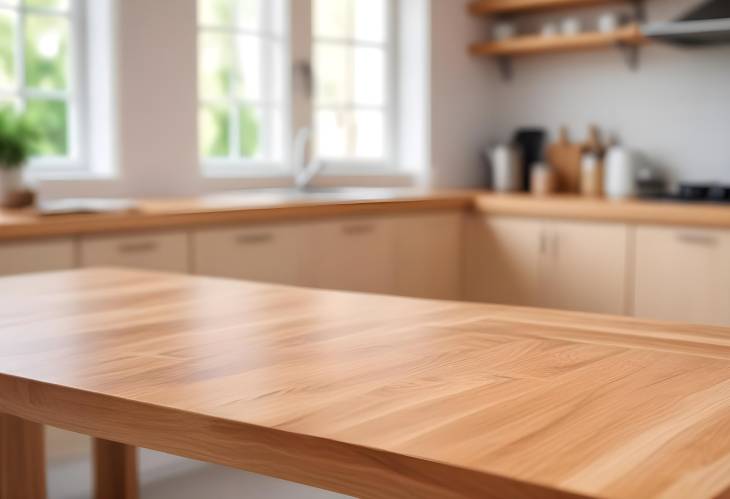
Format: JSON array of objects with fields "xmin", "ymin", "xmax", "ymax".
[{"xmin": 547, "ymin": 127, "xmax": 582, "ymax": 193}]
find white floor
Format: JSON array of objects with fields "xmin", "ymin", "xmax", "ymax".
[{"xmin": 49, "ymin": 450, "xmax": 351, "ymax": 499}]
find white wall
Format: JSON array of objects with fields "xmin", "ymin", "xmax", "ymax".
[
  {"xmin": 488, "ymin": 0, "xmax": 730, "ymax": 185},
  {"xmin": 35, "ymin": 0, "xmax": 495, "ymax": 198},
  {"xmin": 428, "ymin": 0, "xmax": 495, "ymax": 188}
]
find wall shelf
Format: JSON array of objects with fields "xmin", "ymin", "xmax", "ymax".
[
  {"xmin": 468, "ymin": 0, "xmax": 626, "ymax": 16},
  {"xmin": 469, "ymin": 25, "xmax": 646, "ymax": 57}
]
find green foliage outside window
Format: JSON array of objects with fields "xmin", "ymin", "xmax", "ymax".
[{"xmin": 0, "ymin": 1, "xmax": 71, "ymax": 160}]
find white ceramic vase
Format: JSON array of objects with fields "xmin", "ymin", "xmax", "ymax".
[{"xmin": 0, "ymin": 167, "xmax": 24, "ymax": 205}]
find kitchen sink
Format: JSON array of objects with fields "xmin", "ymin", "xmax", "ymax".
[{"xmin": 202, "ymin": 187, "xmax": 417, "ymax": 206}]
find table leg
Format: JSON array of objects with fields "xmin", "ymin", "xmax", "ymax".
[
  {"xmin": 94, "ymin": 438, "xmax": 139, "ymax": 499},
  {"xmin": 0, "ymin": 413, "xmax": 47, "ymax": 499}
]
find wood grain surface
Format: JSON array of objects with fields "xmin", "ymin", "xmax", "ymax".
[
  {"xmin": 0, "ymin": 414, "xmax": 46, "ymax": 499},
  {"xmin": 3, "ymin": 269, "xmax": 730, "ymax": 498},
  {"xmin": 473, "ymin": 193, "xmax": 730, "ymax": 228},
  {"xmin": 94, "ymin": 439, "xmax": 138, "ymax": 499},
  {"xmin": 1, "ymin": 191, "xmax": 730, "ymax": 242},
  {"xmin": 468, "ymin": 0, "xmax": 624, "ymax": 16},
  {"xmin": 0, "ymin": 190, "xmax": 473, "ymax": 241}
]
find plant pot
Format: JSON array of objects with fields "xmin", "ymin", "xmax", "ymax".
[{"xmin": 0, "ymin": 168, "xmax": 24, "ymax": 206}]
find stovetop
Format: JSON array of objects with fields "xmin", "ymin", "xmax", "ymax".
[{"xmin": 642, "ymin": 183, "xmax": 730, "ymax": 204}]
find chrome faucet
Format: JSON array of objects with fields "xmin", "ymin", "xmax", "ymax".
[{"xmin": 293, "ymin": 127, "xmax": 324, "ymax": 190}]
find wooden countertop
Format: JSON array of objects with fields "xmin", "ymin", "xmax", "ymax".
[
  {"xmin": 0, "ymin": 189, "xmax": 474, "ymax": 241},
  {"xmin": 4, "ymin": 268, "xmax": 730, "ymax": 498},
  {"xmin": 1, "ymin": 190, "xmax": 730, "ymax": 241},
  {"xmin": 473, "ymin": 193, "xmax": 730, "ymax": 229}
]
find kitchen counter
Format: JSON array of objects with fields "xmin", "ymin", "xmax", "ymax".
[
  {"xmin": 1, "ymin": 190, "xmax": 730, "ymax": 241},
  {"xmin": 0, "ymin": 189, "xmax": 474, "ymax": 241},
  {"xmin": 473, "ymin": 193, "xmax": 730, "ymax": 228},
  {"xmin": 4, "ymin": 268, "xmax": 730, "ymax": 498}
]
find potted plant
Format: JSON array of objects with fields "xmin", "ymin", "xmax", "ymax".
[{"xmin": 0, "ymin": 106, "xmax": 37, "ymax": 206}]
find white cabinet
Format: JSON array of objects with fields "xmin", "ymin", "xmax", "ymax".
[
  {"xmin": 634, "ymin": 226, "xmax": 730, "ymax": 326},
  {"xmin": 394, "ymin": 213, "xmax": 463, "ymax": 300},
  {"xmin": 465, "ymin": 216, "xmax": 543, "ymax": 307},
  {"xmin": 192, "ymin": 224, "xmax": 303, "ymax": 285},
  {"xmin": 0, "ymin": 238, "xmax": 75, "ymax": 276},
  {"xmin": 79, "ymin": 231, "xmax": 189, "ymax": 273},
  {"xmin": 302, "ymin": 217, "xmax": 396, "ymax": 294},
  {"xmin": 543, "ymin": 220, "xmax": 629, "ymax": 315},
  {"xmin": 466, "ymin": 216, "xmax": 629, "ymax": 315}
]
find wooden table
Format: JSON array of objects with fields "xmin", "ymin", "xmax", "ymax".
[{"xmin": 3, "ymin": 269, "xmax": 730, "ymax": 498}]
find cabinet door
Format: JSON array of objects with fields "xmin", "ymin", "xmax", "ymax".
[
  {"xmin": 80, "ymin": 231, "xmax": 189, "ymax": 273},
  {"xmin": 302, "ymin": 217, "xmax": 396, "ymax": 294},
  {"xmin": 634, "ymin": 226, "xmax": 730, "ymax": 326},
  {"xmin": 464, "ymin": 216, "xmax": 543, "ymax": 307},
  {"xmin": 0, "ymin": 239, "xmax": 75, "ymax": 276},
  {"xmin": 394, "ymin": 212, "xmax": 462, "ymax": 300},
  {"xmin": 545, "ymin": 221, "xmax": 629, "ymax": 315},
  {"xmin": 193, "ymin": 224, "xmax": 303, "ymax": 285}
]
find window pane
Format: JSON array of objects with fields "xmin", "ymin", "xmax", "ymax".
[
  {"xmin": 315, "ymin": 44, "xmax": 350, "ymax": 106},
  {"xmin": 24, "ymin": 14, "xmax": 69, "ymax": 91},
  {"xmin": 354, "ymin": 47, "xmax": 385, "ymax": 106},
  {"xmin": 0, "ymin": 9, "xmax": 16, "ymax": 90},
  {"xmin": 24, "ymin": 0, "xmax": 69, "ymax": 10},
  {"xmin": 199, "ymin": 32, "xmax": 233, "ymax": 99},
  {"xmin": 199, "ymin": 104, "xmax": 230, "ymax": 158},
  {"xmin": 25, "ymin": 99, "xmax": 68, "ymax": 156},
  {"xmin": 315, "ymin": 109, "xmax": 385, "ymax": 160},
  {"xmin": 238, "ymin": 104, "xmax": 261, "ymax": 158},
  {"xmin": 314, "ymin": 0, "xmax": 386, "ymax": 43},
  {"xmin": 354, "ymin": 110, "xmax": 384, "ymax": 159},
  {"xmin": 354, "ymin": 0, "xmax": 386, "ymax": 43},
  {"xmin": 237, "ymin": 0, "xmax": 259, "ymax": 31},
  {"xmin": 314, "ymin": 0, "xmax": 352, "ymax": 40},
  {"xmin": 198, "ymin": 0, "xmax": 236, "ymax": 27},
  {"xmin": 235, "ymin": 34, "xmax": 260, "ymax": 101},
  {"xmin": 315, "ymin": 109, "xmax": 347, "ymax": 159}
]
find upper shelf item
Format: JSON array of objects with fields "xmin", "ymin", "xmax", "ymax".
[
  {"xmin": 469, "ymin": 0, "xmax": 626, "ymax": 16},
  {"xmin": 470, "ymin": 24, "xmax": 646, "ymax": 57}
]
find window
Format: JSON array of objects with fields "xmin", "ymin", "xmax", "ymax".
[
  {"xmin": 0, "ymin": 0, "xmax": 82, "ymax": 169},
  {"xmin": 312, "ymin": 0, "xmax": 393, "ymax": 167},
  {"xmin": 197, "ymin": 0, "xmax": 288, "ymax": 170}
]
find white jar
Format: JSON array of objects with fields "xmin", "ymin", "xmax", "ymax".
[{"xmin": 604, "ymin": 147, "xmax": 637, "ymax": 199}]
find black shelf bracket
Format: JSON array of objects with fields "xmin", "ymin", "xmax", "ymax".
[
  {"xmin": 496, "ymin": 56, "xmax": 513, "ymax": 81},
  {"xmin": 616, "ymin": 42, "xmax": 641, "ymax": 71}
]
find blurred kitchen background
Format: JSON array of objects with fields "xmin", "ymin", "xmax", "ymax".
[{"xmin": 0, "ymin": 0, "xmax": 729, "ymax": 498}]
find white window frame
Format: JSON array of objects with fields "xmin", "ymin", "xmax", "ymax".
[
  {"xmin": 0, "ymin": 0, "xmax": 87, "ymax": 174},
  {"xmin": 310, "ymin": 0, "xmax": 399, "ymax": 174},
  {"xmin": 198, "ymin": 0, "xmax": 292, "ymax": 177},
  {"xmin": 199, "ymin": 0, "xmax": 406, "ymax": 181}
]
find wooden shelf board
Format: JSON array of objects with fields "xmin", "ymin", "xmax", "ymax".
[
  {"xmin": 469, "ymin": 0, "xmax": 625, "ymax": 16},
  {"xmin": 469, "ymin": 25, "xmax": 646, "ymax": 57}
]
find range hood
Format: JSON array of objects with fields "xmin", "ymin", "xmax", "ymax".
[{"xmin": 642, "ymin": 0, "xmax": 730, "ymax": 46}]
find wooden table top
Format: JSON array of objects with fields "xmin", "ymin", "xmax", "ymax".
[
  {"xmin": 3, "ymin": 269, "xmax": 730, "ymax": 498},
  {"xmin": 2, "ymin": 191, "xmax": 730, "ymax": 241}
]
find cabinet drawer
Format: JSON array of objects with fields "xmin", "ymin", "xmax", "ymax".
[
  {"xmin": 0, "ymin": 238, "xmax": 75, "ymax": 276},
  {"xmin": 394, "ymin": 213, "xmax": 463, "ymax": 300},
  {"xmin": 193, "ymin": 224, "xmax": 303, "ymax": 285},
  {"xmin": 302, "ymin": 217, "xmax": 396, "ymax": 294},
  {"xmin": 80, "ymin": 232, "xmax": 189, "ymax": 273},
  {"xmin": 634, "ymin": 226, "xmax": 730, "ymax": 326}
]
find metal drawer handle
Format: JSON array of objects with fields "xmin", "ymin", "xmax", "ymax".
[
  {"xmin": 236, "ymin": 233, "xmax": 274, "ymax": 245},
  {"xmin": 118, "ymin": 241, "xmax": 159, "ymax": 253},
  {"xmin": 342, "ymin": 224, "xmax": 375, "ymax": 236},
  {"xmin": 677, "ymin": 232, "xmax": 718, "ymax": 246}
]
